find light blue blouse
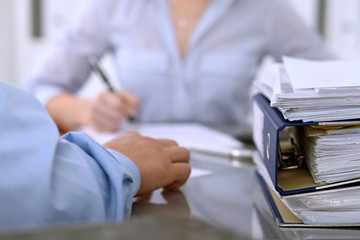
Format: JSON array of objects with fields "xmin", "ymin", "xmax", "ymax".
[
  {"xmin": 23, "ymin": 0, "xmax": 334, "ymax": 136},
  {"xmin": 0, "ymin": 81, "xmax": 140, "ymax": 230}
]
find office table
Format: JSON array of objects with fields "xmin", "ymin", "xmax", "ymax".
[
  {"xmin": 131, "ymin": 153, "xmax": 360, "ymax": 239},
  {"xmin": 1, "ymin": 153, "xmax": 360, "ymax": 240}
]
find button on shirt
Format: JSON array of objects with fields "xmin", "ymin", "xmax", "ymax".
[
  {"xmin": 23, "ymin": 0, "xmax": 334, "ymax": 136},
  {"xmin": 0, "ymin": 81, "xmax": 140, "ymax": 230}
]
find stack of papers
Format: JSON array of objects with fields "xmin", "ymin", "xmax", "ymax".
[
  {"xmin": 252, "ymin": 92, "xmax": 360, "ymax": 226},
  {"xmin": 254, "ymin": 151, "xmax": 360, "ymax": 225},
  {"xmin": 301, "ymin": 124, "xmax": 360, "ymax": 183},
  {"xmin": 282, "ymin": 185, "xmax": 360, "ymax": 224},
  {"xmin": 253, "ymin": 57, "xmax": 360, "ymax": 122}
]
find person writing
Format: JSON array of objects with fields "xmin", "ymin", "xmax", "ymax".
[
  {"xmin": 0, "ymin": 81, "xmax": 190, "ymax": 230},
  {"xmin": 23, "ymin": 0, "xmax": 335, "ymax": 136}
]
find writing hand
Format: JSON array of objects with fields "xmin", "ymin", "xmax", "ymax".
[{"xmin": 86, "ymin": 90, "xmax": 139, "ymax": 131}]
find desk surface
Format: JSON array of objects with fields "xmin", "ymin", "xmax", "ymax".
[
  {"xmin": 132, "ymin": 153, "xmax": 360, "ymax": 239},
  {"xmin": 1, "ymin": 153, "xmax": 360, "ymax": 240}
]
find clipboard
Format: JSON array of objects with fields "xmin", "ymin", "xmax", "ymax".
[{"xmin": 252, "ymin": 94, "xmax": 360, "ymax": 196}]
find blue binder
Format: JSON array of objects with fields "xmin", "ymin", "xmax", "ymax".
[
  {"xmin": 253, "ymin": 94, "xmax": 360, "ymax": 196},
  {"xmin": 254, "ymin": 171, "xmax": 360, "ymax": 227}
]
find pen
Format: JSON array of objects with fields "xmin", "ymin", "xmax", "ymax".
[
  {"xmin": 88, "ymin": 57, "xmax": 135, "ymax": 122},
  {"xmin": 190, "ymin": 145, "xmax": 254, "ymax": 160},
  {"xmin": 88, "ymin": 57, "xmax": 115, "ymax": 92}
]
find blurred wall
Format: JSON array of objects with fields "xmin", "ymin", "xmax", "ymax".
[
  {"xmin": 2, "ymin": 0, "xmax": 88, "ymax": 86},
  {"xmin": 1, "ymin": 0, "xmax": 359, "ymax": 86},
  {"xmin": 325, "ymin": 0, "xmax": 360, "ymax": 58},
  {"xmin": 0, "ymin": 0, "xmax": 12, "ymax": 84}
]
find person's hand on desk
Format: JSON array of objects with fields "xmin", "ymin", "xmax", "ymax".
[{"xmin": 103, "ymin": 131, "xmax": 191, "ymax": 196}]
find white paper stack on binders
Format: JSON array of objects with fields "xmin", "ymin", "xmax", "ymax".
[
  {"xmin": 252, "ymin": 95, "xmax": 360, "ymax": 226},
  {"xmin": 252, "ymin": 57, "xmax": 360, "ymax": 226},
  {"xmin": 253, "ymin": 57, "xmax": 360, "ymax": 122}
]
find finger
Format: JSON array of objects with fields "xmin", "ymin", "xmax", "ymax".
[
  {"xmin": 91, "ymin": 103, "xmax": 123, "ymax": 124},
  {"xmin": 164, "ymin": 163, "xmax": 191, "ymax": 190},
  {"xmin": 90, "ymin": 114, "xmax": 120, "ymax": 131},
  {"xmin": 98, "ymin": 92, "xmax": 133, "ymax": 121},
  {"xmin": 99, "ymin": 91, "xmax": 124, "ymax": 109},
  {"xmin": 119, "ymin": 90, "xmax": 139, "ymax": 116},
  {"xmin": 92, "ymin": 97, "xmax": 126, "ymax": 123},
  {"xmin": 120, "ymin": 89, "xmax": 139, "ymax": 106},
  {"xmin": 121, "ymin": 131, "xmax": 141, "ymax": 138},
  {"xmin": 165, "ymin": 146, "xmax": 190, "ymax": 163},
  {"xmin": 163, "ymin": 182, "xmax": 181, "ymax": 190},
  {"xmin": 157, "ymin": 138, "xmax": 179, "ymax": 147},
  {"xmin": 93, "ymin": 105, "xmax": 124, "ymax": 123}
]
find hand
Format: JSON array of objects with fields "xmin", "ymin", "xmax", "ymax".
[
  {"xmin": 103, "ymin": 132, "xmax": 191, "ymax": 196},
  {"xmin": 85, "ymin": 90, "xmax": 139, "ymax": 131}
]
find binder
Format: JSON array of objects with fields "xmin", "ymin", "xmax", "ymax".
[
  {"xmin": 252, "ymin": 94, "xmax": 360, "ymax": 196},
  {"xmin": 254, "ymin": 172, "xmax": 360, "ymax": 227}
]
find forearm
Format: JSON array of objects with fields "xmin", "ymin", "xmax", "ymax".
[
  {"xmin": 0, "ymin": 133, "xmax": 140, "ymax": 230},
  {"xmin": 46, "ymin": 93, "xmax": 92, "ymax": 132},
  {"xmin": 0, "ymin": 82, "xmax": 140, "ymax": 230}
]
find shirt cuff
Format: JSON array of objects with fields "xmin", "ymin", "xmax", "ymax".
[
  {"xmin": 106, "ymin": 148, "xmax": 141, "ymax": 195},
  {"xmin": 62, "ymin": 132, "xmax": 141, "ymax": 198}
]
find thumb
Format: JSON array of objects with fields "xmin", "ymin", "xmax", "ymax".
[{"xmin": 119, "ymin": 89, "xmax": 139, "ymax": 116}]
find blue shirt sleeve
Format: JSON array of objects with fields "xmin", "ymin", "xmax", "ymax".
[{"xmin": 0, "ymin": 81, "xmax": 140, "ymax": 231}]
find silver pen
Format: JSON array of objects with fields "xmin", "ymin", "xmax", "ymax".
[{"xmin": 88, "ymin": 57, "xmax": 135, "ymax": 122}]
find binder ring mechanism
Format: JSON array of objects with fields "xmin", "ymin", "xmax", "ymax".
[{"xmin": 277, "ymin": 127, "xmax": 305, "ymax": 170}]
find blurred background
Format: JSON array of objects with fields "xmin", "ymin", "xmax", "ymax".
[{"xmin": 0, "ymin": 0, "xmax": 360, "ymax": 86}]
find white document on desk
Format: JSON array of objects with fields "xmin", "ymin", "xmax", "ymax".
[
  {"xmin": 83, "ymin": 122, "xmax": 243, "ymax": 150},
  {"xmin": 83, "ymin": 123, "xmax": 244, "ymax": 178}
]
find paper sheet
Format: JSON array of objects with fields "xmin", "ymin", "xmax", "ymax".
[
  {"xmin": 83, "ymin": 123, "xmax": 226, "ymax": 179},
  {"xmin": 189, "ymin": 168, "xmax": 212, "ymax": 178},
  {"xmin": 253, "ymin": 62, "xmax": 360, "ymax": 122},
  {"xmin": 83, "ymin": 122, "xmax": 243, "ymax": 150},
  {"xmin": 283, "ymin": 56, "xmax": 360, "ymax": 90}
]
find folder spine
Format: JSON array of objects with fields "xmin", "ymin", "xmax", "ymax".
[{"xmin": 253, "ymin": 94, "xmax": 317, "ymax": 195}]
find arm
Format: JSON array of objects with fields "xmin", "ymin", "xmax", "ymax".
[
  {"xmin": 0, "ymin": 82, "xmax": 190, "ymax": 230},
  {"xmin": 0, "ymin": 81, "xmax": 138, "ymax": 229},
  {"xmin": 47, "ymin": 91, "xmax": 139, "ymax": 133},
  {"xmin": 23, "ymin": 0, "xmax": 138, "ymax": 132}
]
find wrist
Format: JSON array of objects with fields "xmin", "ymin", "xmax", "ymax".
[{"xmin": 47, "ymin": 94, "xmax": 92, "ymax": 132}]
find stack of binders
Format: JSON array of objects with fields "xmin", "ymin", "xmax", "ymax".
[{"xmin": 252, "ymin": 93, "xmax": 360, "ymax": 227}]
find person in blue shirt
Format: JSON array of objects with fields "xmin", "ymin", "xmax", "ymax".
[
  {"xmin": 23, "ymin": 0, "xmax": 334, "ymax": 136},
  {"xmin": 0, "ymin": 81, "xmax": 190, "ymax": 230}
]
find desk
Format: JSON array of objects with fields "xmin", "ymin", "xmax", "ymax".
[
  {"xmin": 132, "ymin": 153, "xmax": 360, "ymax": 239},
  {"xmin": 1, "ymin": 153, "xmax": 359, "ymax": 240}
]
